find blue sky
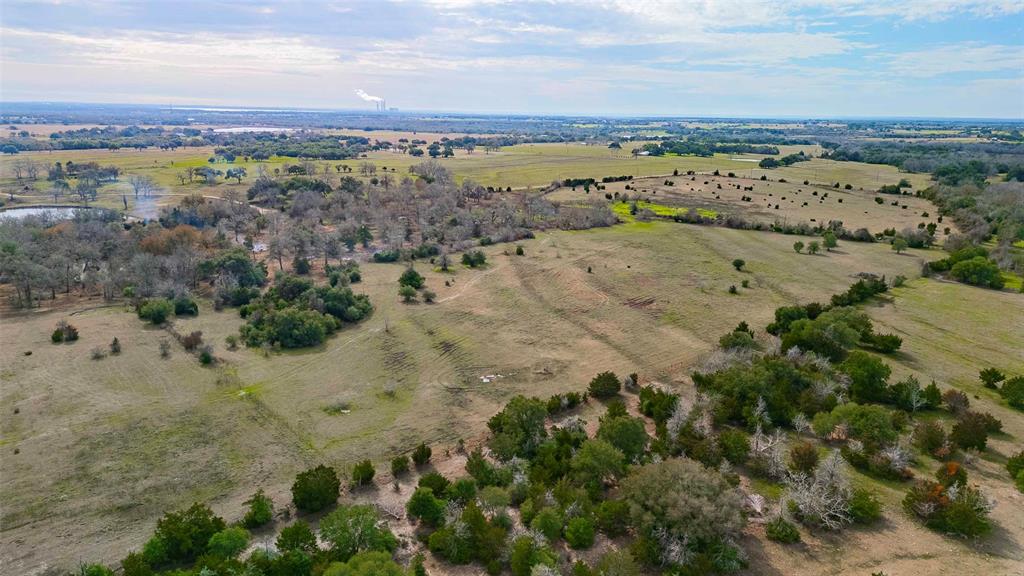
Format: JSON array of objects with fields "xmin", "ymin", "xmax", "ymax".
[{"xmin": 1, "ymin": 0, "xmax": 1022, "ymax": 118}]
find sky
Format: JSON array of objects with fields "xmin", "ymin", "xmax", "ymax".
[{"xmin": 1, "ymin": 0, "xmax": 1022, "ymax": 118}]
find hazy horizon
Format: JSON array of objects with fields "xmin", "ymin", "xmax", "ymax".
[{"xmin": 4, "ymin": 100, "xmax": 1024, "ymax": 122}]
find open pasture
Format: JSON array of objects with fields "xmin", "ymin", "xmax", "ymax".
[
  {"xmin": 3, "ymin": 142, "xmax": 928, "ymax": 217},
  {"xmin": 361, "ymin": 142, "xmax": 761, "ymax": 188},
  {"xmin": 0, "ymin": 221, "xmax": 936, "ymax": 572},
  {"xmin": 548, "ymin": 172, "xmax": 951, "ymax": 236}
]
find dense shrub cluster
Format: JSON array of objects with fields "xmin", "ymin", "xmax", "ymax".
[
  {"xmin": 765, "ymin": 280, "xmax": 901, "ymax": 361},
  {"xmin": 694, "ymin": 355, "xmax": 835, "ymax": 429},
  {"xmin": 903, "ymin": 462, "xmax": 994, "ymax": 537},
  {"xmin": 461, "ymin": 250, "xmax": 487, "ymax": 268},
  {"xmin": 928, "ymin": 246, "xmax": 1004, "ymax": 289},
  {"xmin": 137, "ymin": 298, "xmax": 176, "ymax": 325},
  {"xmin": 239, "ymin": 273, "xmax": 372, "ymax": 348},
  {"xmin": 50, "ymin": 320, "xmax": 79, "ymax": 343},
  {"xmin": 546, "ymin": 391, "xmax": 584, "ymax": 415}
]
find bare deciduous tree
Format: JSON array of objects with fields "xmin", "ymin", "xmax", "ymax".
[{"xmin": 128, "ymin": 175, "xmax": 157, "ymax": 198}]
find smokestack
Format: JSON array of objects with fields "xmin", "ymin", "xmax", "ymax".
[{"xmin": 355, "ymin": 89, "xmax": 385, "ymax": 112}]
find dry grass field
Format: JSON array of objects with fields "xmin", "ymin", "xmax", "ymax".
[
  {"xmin": 2, "ymin": 221, "xmax": 962, "ymax": 574},
  {"xmin": 548, "ymin": 172, "xmax": 951, "ymax": 236}
]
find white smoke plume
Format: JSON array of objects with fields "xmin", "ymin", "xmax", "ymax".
[{"xmin": 354, "ymin": 89, "xmax": 383, "ymax": 103}]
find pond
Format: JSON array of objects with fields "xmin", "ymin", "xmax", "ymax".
[{"xmin": 0, "ymin": 206, "xmax": 112, "ymax": 220}]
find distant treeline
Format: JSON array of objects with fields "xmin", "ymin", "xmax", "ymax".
[
  {"xmin": 638, "ymin": 140, "xmax": 781, "ymax": 157},
  {"xmin": 821, "ymin": 141, "xmax": 1024, "ymax": 184}
]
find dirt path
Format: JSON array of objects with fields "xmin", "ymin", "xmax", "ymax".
[{"xmin": 436, "ymin": 263, "xmax": 505, "ymax": 303}]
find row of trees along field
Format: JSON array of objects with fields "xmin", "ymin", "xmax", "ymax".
[{"xmin": 70, "ymin": 274, "xmax": 1022, "ymax": 576}]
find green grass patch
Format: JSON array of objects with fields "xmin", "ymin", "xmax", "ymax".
[
  {"xmin": 748, "ymin": 476, "xmax": 785, "ymax": 500},
  {"xmin": 1001, "ymin": 271, "xmax": 1023, "ymax": 291},
  {"xmin": 611, "ymin": 200, "xmax": 717, "ymax": 220}
]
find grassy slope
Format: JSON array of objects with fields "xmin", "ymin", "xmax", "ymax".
[{"xmin": 0, "ymin": 222, "xmax": 933, "ymax": 571}]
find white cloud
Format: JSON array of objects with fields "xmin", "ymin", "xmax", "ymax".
[
  {"xmin": 811, "ymin": 0, "xmax": 1024, "ymax": 22},
  {"xmin": 0, "ymin": 27, "xmax": 341, "ymax": 75},
  {"xmin": 0, "ymin": 0, "xmax": 1020, "ymax": 117},
  {"xmin": 882, "ymin": 42, "xmax": 1024, "ymax": 77}
]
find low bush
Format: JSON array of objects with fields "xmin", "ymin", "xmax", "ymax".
[
  {"xmin": 399, "ymin": 284, "xmax": 417, "ymax": 302},
  {"xmin": 291, "ymin": 464, "xmax": 340, "ymax": 512},
  {"xmin": 412, "ymin": 442, "xmax": 432, "ymax": 466},
  {"xmin": 812, "ymin": 403, "xmax": 899, "ymax": 449},
  {"xmin": 390, "ymin": 455, "xmax": 410, "ymax": 477},
  {"xmin": 446, "ymin": 478, "xmax": 477, "ymax": 504},
  {"xmin": 418, "ymin": 472, "xmax": 450, "ymax": 496},
  {"xmin": 979, "ymin": 368, "xmax": 1005, "ymax": 389},
  {"xmin": 719, "ymin": 429, "xmax": 750, "ymax": 465},
  {"xmin": 565, "ymin": 517, "xmax": 596, "ymax": 549},
  {"xmin": 398, "ymin": 267, "xmax": 425, "ymax": 289},
  {"xmin": 207, "ymin": 526, "xmax": 249, "ymax": 558},
  {"xmin": 936, "ymin": 461, "xmax": 968, "ymax": 488},
  {"xmin": 242, "ymin": 490, "xmax": 273, "ymax": 528},
  {"xmin": 292, "ymin": 257, "xmax": 311, "ymax": 275},
  {"xmin": 595, "ymin": 499, "xmax": 630, "ymax": 537},
  {"xmin": 275, "ymin": 521, "xmax": 317, "ymax": 553},
  {"xmin": 462, "ymin": 250, "xmax": 487, "ymax": 268},
  {"xmin": 588, "ymin": 371, "xmax": 621, "ymax": 398},
  {"xmin": 789, "ymin": 441, "xmax": 820, "ymax": 474},
  {"xmin": 719, "ymin": 329, "xmax": 756, "ymax": 350},
  {"xmin": 198, "ymin": 346, "xmax": 214, "ymax": 365},
  {"xmin": 849, "ymin": 488, "xmax": 882, "ymax": 524},
  {"xmin": 351, "ymin": 460, "xmax": 375, "ymax": 486},
  {"xmin": 1000, "ymin": 376, "xmax": 1024, "ymax": 410},
  {"xmin": 407, "ymin": 487, "xmax": 445, "ymax": 526},
  {"xmin": 1007, "ymin": 450, "xmax": 1024, "ymax": 482},
  {"xmin": 942, "ymin": 389, "xmax": 970, "ymax": 414},
  {"xmin": 51, "ymin": 321, "xmax": 79, "ymax": 343},
  {"xmin": 530, "ymin": 507, "xmax": 564, "ymax": 542},
  {"xmin": 950, "ymin": 412, "xmax": 990, "ymax": 451},
  {"xmin": 912, "ymin": 421, "xmax": 948, "ymax": 458},
  {"xmin": 138, "ymin": 299, "xmax": 174, "ymax": 325},
  {"xmin": 182, "ymin": 331, "xmax": 203, "ymax": 351},
  {"xmin": 173, "ymin": 296, "xmax": 199, "ymax": 316},
  {"xmin": 765, "ymin": 516, "xmax": 801, "ymax": 543},
  {"xmin": 546, "ymin": 391, "xmax": 584, "ymax": 414},
  {"xmin": 320, "ymin": 505, "xmax": 398, "ymax": 562},
  {"xmin": 151, "ymin": 503, "xmax": 226, "ymax": 564}
]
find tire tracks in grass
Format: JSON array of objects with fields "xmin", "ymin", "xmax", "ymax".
[
  {"xmin": 435, "ymin": 262, "xmax": 505, "ymax": 303},
  {"xmin": 508, "ymin": 254, "xmax": 663, "ymax": 376}
]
